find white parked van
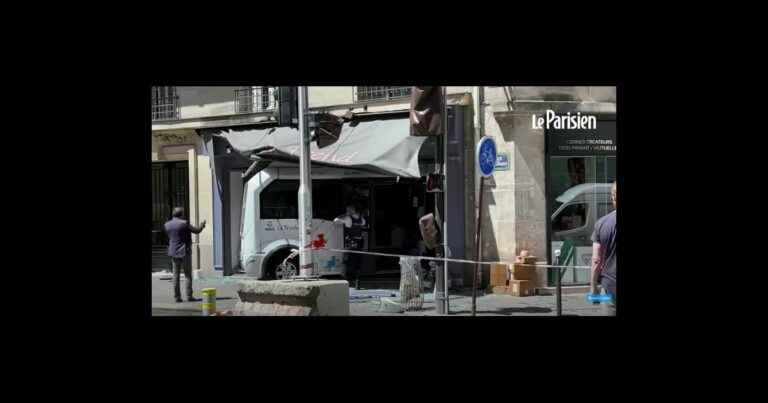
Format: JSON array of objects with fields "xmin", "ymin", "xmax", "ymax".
[
  {"xmin": 551, "ymin": 183, "xmax": 614, "ymax": 245},
  {"xmin": 240, "ymin": 166, "xmax": 405, "ymax": 279},
  {"xmin": 549, "ymin": 183, "xmax": 614, "ymax": 283}
]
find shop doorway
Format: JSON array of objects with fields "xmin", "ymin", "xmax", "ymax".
[
  {"xmin": 335, "ymin": 180, "xmax": 424, "ymax": 274},
  {"xmin": 365, "ymin": 181, "xmax": 425, "ymax": 286},
  {"xmin": 151, "ymin": 161, "xmax": 189, "ymax": 271},
  {"xmin": 546, "ymin": 118, "xmax": 616, "ymax": 286},
  {"xmin": 370, "ymin": 183, "xmax": 422, "ymax": 253}
]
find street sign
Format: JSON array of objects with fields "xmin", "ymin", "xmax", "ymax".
[
  {"xmin": 494, "ymin": 153, "xmax": 510, "ymax": 171},
  {"xmin": 476, "ymin": 136, "xmax": 497, "ymax": 177},
  {"xmin": 472, "ymin": 135, "xmax": 497, "ymax": 316}
]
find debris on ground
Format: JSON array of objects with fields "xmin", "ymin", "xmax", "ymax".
[{"xmin": 378, "ymin": 297, "xmax": 404, "ymax": 313}]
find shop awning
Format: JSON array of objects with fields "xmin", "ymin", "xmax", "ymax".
[{"xmin": 208, "ymin": 116, "xmax": 427, "ymax": 178}]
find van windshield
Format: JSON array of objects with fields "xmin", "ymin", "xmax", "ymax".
[
  {"xmin": 552, "ymin": 203, "xmax": 588, "ymax": 231},
  {"xmin": 261, "ymin": 180, "xmax": 299, "ymax": 219},
  {"xmin": 259, "ymin": 179, "xmax": 345, "ymax": 221}
]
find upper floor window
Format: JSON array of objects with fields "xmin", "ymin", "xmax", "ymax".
[
  {"xmin": 235, "ymin": 86, "xmax": 277, "ymax": 114},
  {"xmin": 151, "ymin": 86, "xmax": 179, "ymax": 121},
  {"xmin": 354, "ymin": 86, "xmax": 412, "ymax": 103}
]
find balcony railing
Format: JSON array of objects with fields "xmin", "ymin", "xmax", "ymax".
[
  {"xmin": 151, "ymin": 95, "xmax": 179, "ymax": 121},
  {"xmin": 235, "ymin": 87, "xmax": 277, "ymax": 114},
  {"xmin": 354, "ymin": 86, "xmax": 412, "ymax": 103}
]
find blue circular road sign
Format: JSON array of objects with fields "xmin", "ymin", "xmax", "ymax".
[{"xmin": 476, "ymin": 136, "xmax": 497, "ymax": 177}]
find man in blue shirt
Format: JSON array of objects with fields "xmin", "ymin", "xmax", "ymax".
[
  {"xmin": 591, "ymin": 181, "xmax": 617, "ymax": 315},
  {"xmin": 164, "ymin": 207, "xmax": 206, "ymax": 303}
]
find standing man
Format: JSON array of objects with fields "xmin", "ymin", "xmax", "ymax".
[
  {"xmin": 165, "ymin": 207, "xmax": 206, "ymax": 303},
  {"xmin": 334, "ymin": 203, "xmax": 367, "ymax": 287},
  {"xmin": 590, "ymin": 181, "xmax": 617, "ymax": 315}
]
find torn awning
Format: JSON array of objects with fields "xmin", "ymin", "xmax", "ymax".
[{"xmin": 209, "ymin": 116, "xmax": 427, "ymax": 178}]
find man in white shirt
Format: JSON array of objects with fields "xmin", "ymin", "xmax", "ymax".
[{"xmin": 334, "ymin": 204, "xmax": 367, "ymax": 286}]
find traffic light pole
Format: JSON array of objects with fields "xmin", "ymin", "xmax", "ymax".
[
  {"xmin": 442, "ymin": 86, "xmax": 449, "ymax": 315},
  {"xmin": 297, "ymin": 86, "xmax": 314, "ymax": 277}
]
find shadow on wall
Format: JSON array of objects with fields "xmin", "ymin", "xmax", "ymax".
[
  {"xmin": 481, "ymin": 180, "xmax": 499, "ymax": 260},
  {"xmin": 465, "ymin": 105, "xmax": 499, "ymax": 289},
  {"xmin": 495, "ymin": 113, "xmax": 547, "ymax": 261},
  {"xmin": 478, "ymin": 175, "xmax": 499, "ymax": 289},
  {"xmin": 461, "ymin": 188, "xmax": 500, "ymax": 289}
]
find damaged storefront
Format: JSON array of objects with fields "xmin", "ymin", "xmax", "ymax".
[{"xmin": 199, "ymin": 105, "xmax": 473, "ymax": 289}]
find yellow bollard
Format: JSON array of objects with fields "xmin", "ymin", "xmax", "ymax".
[{"xmin": 202, "ymin": 288, "xmax": 216, "ymax": 316}]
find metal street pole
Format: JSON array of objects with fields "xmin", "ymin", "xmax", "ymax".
[
  {"xmin": 471, "ymin": 86, "xmax": 485, "ymax": 317},
  {"xmin": 435, "ymin": 127, "xmax": 445, "ymax": 315},
  {"xmin": 442, "ymin": 86, "xmax": 449, "ymax": 315},
  {"xmin": 556, "ymin": 267, "xmax": 562, "ymax": 316},
  {"xmin": 472, "ymin": 176, "xmax": 484, "ymax": 317},
  {"xmin": 297, "ymin": 86, "xmax": 314, "ymax": 277}
]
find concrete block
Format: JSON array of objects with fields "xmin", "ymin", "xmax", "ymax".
[{"xmin": 235, "ymin": 279, "xmax": 349, "ymax": 316}]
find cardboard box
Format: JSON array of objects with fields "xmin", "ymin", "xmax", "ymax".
[
  {"xmin": 490, "ymin": 263, "xmax": 510, "ymax": 287},
  {"xmin": 507, "ymin": 280, "xmax": 535, "ymax": 297},
  {"xmin": 490, "ymin": 285, "xmax": 508, "ymax": 294},
  {"xmin": 512, "ymin": 263, "xmax": 537, "ymax": 281}
]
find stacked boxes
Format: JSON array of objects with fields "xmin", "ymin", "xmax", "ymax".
[
  {"xmin": 487, "ymin": 257, "xmax": 538, "ymax": 297},
  {"xmin": 512, "ymin": 259, "xmax": 537, "ymax": 281},
  {"xmin": 490, "ymin": 263, "xmax": 509, "ymax": 288},
  {"xmin": 507, "ymin": 279, "xmax": 535, "ymax": 297}
]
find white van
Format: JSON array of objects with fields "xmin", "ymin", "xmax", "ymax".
[
  {"xmin": 551, "ymin": 183, "xmax": 614, "ymax": 245},
  {"xmin": 549, "ymin": 183, "xmax": 614, "ymax": 283},
  {"xmin": 240, "ymin": 166, "xmax": 420, "ymax": 279}
]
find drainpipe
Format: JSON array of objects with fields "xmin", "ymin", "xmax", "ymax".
[{"xmin": 189, "ymin": 147, "xmax": 200, "ymax": 271}]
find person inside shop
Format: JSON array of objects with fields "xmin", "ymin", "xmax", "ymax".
[
  {"xmin": 568, "ymin": 157, "xmax": 586, "ymax": 187},
  {"xmin": 564, "ymin": 157, "xmax": 587, "ymax": 230},
  {"xmin": 590, "ymin": 181, "xmax": 617, "ymax": 315},
  {"xmin": 164, "ymin": 207, "xmax": 206, "ymax": 303},
  {"xmin": 334, "ymin": 202, "xmax": 367, "ymax": 287}
]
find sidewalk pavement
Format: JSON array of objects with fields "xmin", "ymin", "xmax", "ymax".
[
  {"xmin": 349, "ymin": 290, "xmax": 612, "ymax": 316},
  {"xmin": 152, "ymin": 271, "xmax": 612, "ymax": 316},
  {"xmin": 152, "ymin": 271, "xmax": 240, "ymax": 316}
]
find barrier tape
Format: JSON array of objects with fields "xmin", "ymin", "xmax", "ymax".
[{"xmin": 315, "ymin": 247, "xmax": 591, "ymax": 270}]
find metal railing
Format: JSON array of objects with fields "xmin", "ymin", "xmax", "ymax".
[
  {"xmin": 354, "ymin": 86, "xmax": 412, "ymax": 103},
  {"xmin": 234, "ymin": 87, "xmax": 277, "ymax": 114},
  {"xmin": 151, "ymin": 95, "xmax": 179, "ymax": 121}
]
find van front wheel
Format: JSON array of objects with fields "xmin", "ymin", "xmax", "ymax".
[
  {"xmin": 276, "ymin": 260, "xmax": 298, "ymax": 279},
  {"xmin": 264, "ymin": 249, "xmax": 299, "ymax": 280}
]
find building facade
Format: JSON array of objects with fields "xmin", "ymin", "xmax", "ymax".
[
  {"xmin": 151, "ymin": 86, "xmax": 616, "ymax": 291},
  {"xmin": 476, "ymin": 86, "xmax": 616, "ymax": 289}
]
